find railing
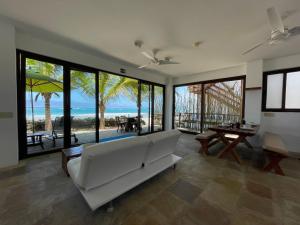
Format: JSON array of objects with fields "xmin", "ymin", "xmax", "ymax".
[{"xmin": 174, "ymin": 112, "xmax": 241, "ymax": 132}]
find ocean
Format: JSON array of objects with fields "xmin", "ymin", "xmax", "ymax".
[{"xmin": 26, "ymin": 107, "xmax": 150, "ymax": 120}]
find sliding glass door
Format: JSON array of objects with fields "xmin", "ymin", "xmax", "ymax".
[
  {"xmin": 203, "ymin": 79, "xmax": 244, "ymax": 131},
  {"xmin": 173, "ymin": 77, "xmax": 245, "ymax": 133},
  {"xmin": 174, "ymin": 84, "xmax": 202, "ymax": 132},
  {"xmin": 153, "ymin": 86, "xmax": 164, "ymax": 131},
  {"xmin": 98, "ymin": 72, "xmax": 139, "ymax": 142},
  {"xmin": 17, "ymin": 50, "xmax": 165, "ymax": 158},
  {"xmin": 140, "ymin": 82, "xmax": 153, "ymax": 134},
  {"xmin": 24, "ymin": 57, "xmax": 64, "ymax": 155},
  {"xmin": 139, "ymin": 82, "xmax": 164, "ymax": 134},
  {"xmin": 70, "ymin": 69, "xmax": 97, "ymax": 145}
]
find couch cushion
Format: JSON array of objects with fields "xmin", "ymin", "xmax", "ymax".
[
  {"xmin": 144, "ymin": 129, "xmax": 181, "ymax": 165},
  {"xmin": 77, "ymin": 136, "xmax": 150, "ymax": 191}
]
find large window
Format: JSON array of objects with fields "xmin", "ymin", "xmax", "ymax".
[
  {"xmin": 139, "ymin": 82, "xmax": 164, "ymax": 134},
  {"xmin": 25, "ymin": 58, "xmax": 64, "ymax": 154},
  {"xmin": 17, "ymin": 50, "xmax": 165, "ymax": 158},
  {"xmin": 262, "ymin": 68, "xmax": 300, "ymax": 111},
  {"xmin": 98, "ymin": 72, "xmax": 139, "ymax": 140},
  {"xmin": 173, "ymin": 76, "xmax": 245, "ymax": 132},
  {"xmin": 70, "ymin": 69, "xmax": 97, "ymax": 145}
]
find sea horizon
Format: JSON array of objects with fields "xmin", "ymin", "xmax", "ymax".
[{"xmin": 26, "ymin": 107, "xmax": 150, "ymax": 120}]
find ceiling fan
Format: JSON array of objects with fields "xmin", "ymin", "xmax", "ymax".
[
  {"xmin": 243, "ymin": 7, "xmax": 300, "ymax": 55},
  {"xmin": 138, "ymin": 49, "xmax": 180, "ymax": 69}
]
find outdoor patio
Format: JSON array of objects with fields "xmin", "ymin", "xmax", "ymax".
[{"xmin": 27, "ymin": 128, "xmax": 137, "ymax": 155}]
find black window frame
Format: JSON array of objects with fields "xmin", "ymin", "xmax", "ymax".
[
  {"xmin": 262, "ymin": 67, "xmax": 300, "ymax": 112},
  {"xmin": 17, "ymin": 49, "xmax": 166, "ymax": 159},
  {"xmin": 172, "ymin": 75, "xmax": 246, "ymax": 132}
]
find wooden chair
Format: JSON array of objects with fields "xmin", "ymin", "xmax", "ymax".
[
  {"xmin": 51, "ymin": 116, "xmax": 78, "ymax": 146},
  {"xmin": 116, "ymin": 116, "xmax": 126, "ymax": 132}
]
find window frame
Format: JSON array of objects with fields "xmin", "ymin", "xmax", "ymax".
[
  {"xmin": 17, "ymin": 49, "xmax": 166, "ymax": 159},
  {"xmin": 172, "ymin": 75, "xmax": 246, "ymax": 132},
  {"xmin": 262, "ymin": 67, "xmax": 300, "ymax": 112}
]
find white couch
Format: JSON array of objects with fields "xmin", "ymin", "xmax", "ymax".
[{"xmin": 67, "ymin": 129, "xmax": 182, "ymax": 210}]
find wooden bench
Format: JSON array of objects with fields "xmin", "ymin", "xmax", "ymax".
[
  {"xmin": 195, "ymin": 131, "xmax": 219, "ymax": 155},
  {"xmin": 262, "ymin": 132, "xmax": 289, "ymax": 176}
]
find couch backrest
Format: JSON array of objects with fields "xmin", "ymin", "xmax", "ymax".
[
  {"xmin": 77, "ymin": 136, "xmax": 150, "ymax": 190},
  {"xmin": 144, "ymin": 129, "xmax": 181, "ymax": 165}
]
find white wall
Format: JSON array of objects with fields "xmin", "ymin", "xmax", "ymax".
[
  {"xmin": 16, "ymin": 31, "xmax": 167, "ymax": 85},
  {"xmin": 173, "ymin": 61, "xmax": 264, "ymax": 126},
  {"xmin": 0, "ymin": 18, "xmax": 171, "ymax": 168},
  {"xmin": 246, "ymin": 60, "xmax": 263, "ymax": 88},
  {"xmin": 264, "ymin": 53, "xmax": 300, "ymax": 72},
  {"xmin": 261, "ymin": 54, "xmax": 300, "ymax": 151},
  {"xmin": 173, "ymin": 60, "xmax": 263, "ymax": 88},
  {"xmin": 172, "ymin": 53, "xmax": 300, "ymax": 151},
  {"xmin": 244, "ymin": 90, "xmax": 261, "ymax": 124},
  {"xmin": 244, "ymin": 59, "xmax": 263, "ymax": 125},
  {"xmin": 173, "ymin": 64, "xmax": 246, "ymax": 85},
  {"xmin": 2, "ymin": 15, "xmax": 300, "ymax": 168},
  {"xmin": 260, "ymin": 112, "xmax": 300, "ymax": 151},
  {"xmin": 0, "ymin": 20, "xmax": 18, "ymax": 168}
]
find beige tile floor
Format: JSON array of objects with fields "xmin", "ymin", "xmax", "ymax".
[{"xmin": 1, "ymin": 134, "xmax": 300, "ymax": 225}]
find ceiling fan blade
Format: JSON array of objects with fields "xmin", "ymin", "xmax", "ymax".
[
  {"xmin": 242, "ymin": 41, "xmax": 267, "ymax": 55},
  {"xmin": 141, "ymin": 51, "xmax": 155, "ymax": 61},
  {"xmin": 289, "ymin": 26, "xmax": 300, "ymax": 36},
  {"xmin": 267, "ymin": 7, "xmax": 285, "ymax": 33}
]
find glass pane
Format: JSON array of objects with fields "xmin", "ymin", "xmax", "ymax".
[
  {"xmin": 140, "ymin": 83, "xmax": 152, "ymax": 134},
  {"xmin": 285, "ymin": 72, "xmax": 300, "ymax": 109},
  {"xmin": 266, "ymin": 74, "xmax": 283, "ymax": 109},
  {"xmin": 153, "ymin": 86, "xmax": 163, "ymax": 131},
  {"xmin": 25, "ymin": 58, "xmax": 64, "ymax": 154},
  {"xmin": 174, "ymin": 84, "xmax": 202, "ymax": 132},
  {"xmin": 203, "ymin": 80, "xmax": 243, "ymax": 131},
  {"xmin": 71, "ymin": 70, "xmax": 96, "ymax": 145},
  {"xmin": 99, "ymin": 72, "xmax": 138, "ymax": 141}
]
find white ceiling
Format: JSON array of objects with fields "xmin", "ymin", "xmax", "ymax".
[{"xmin": 1, "ymin": 0, "xmax": 300, "ymax": 77}]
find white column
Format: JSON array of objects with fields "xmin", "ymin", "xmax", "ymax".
[
  {"xmin": 245, "ymin": 60, "xmax": 263, "ymax": 124},
  {"xmin": 0, "ymin": 19, "xmax": 18, "ymax": 168}
]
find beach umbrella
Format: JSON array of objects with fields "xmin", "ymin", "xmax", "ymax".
[{"xmin": 26, "ymin": 72, "xmax": 63, "ymax": 133}]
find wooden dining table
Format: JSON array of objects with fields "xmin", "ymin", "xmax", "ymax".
[{"xmin": 209, "ymin": 125, "xmax": 259, "ymax": 164}]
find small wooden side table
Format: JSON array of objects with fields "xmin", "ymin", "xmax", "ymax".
[{"xmin": 62, "ymin": 146, "xmax": 83, "ymax": 176}]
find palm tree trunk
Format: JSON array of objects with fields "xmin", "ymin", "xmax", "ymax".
[
  {"xmin": 43, "ymin": 93, "xmax": 52, "ymax": 132},
  {"xmin": 99, "ymin": 100, "xmax": 105, "ymax": 129}
]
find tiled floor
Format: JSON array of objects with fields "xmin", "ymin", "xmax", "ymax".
[{"xmin": 1, "ymin": 134, "xmax": 300, "ymax": 225}]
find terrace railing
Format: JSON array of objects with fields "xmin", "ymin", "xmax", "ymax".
[{"xmin": 174, "ymin": 112, "xmax": 241, "ymax": 132}]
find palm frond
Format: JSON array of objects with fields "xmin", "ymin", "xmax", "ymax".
[{"xmin": 103, "ymin": 76, "xmax": 129, "ymax": 103}]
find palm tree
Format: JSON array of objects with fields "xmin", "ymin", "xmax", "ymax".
[
  {"xmin": 98, "ymin": 72, "xmax": 139, "ymax": 129},
  {"xmin": 71, "ymin": 71, "xmax": 140, "ymax": 129},
  {"xmin": 34, "ymin": 92, "xmax": 60, "ymax": 131},
  {"xmin": 26, "ymin": 59, "xmax": 62, "ymax": 132}
]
